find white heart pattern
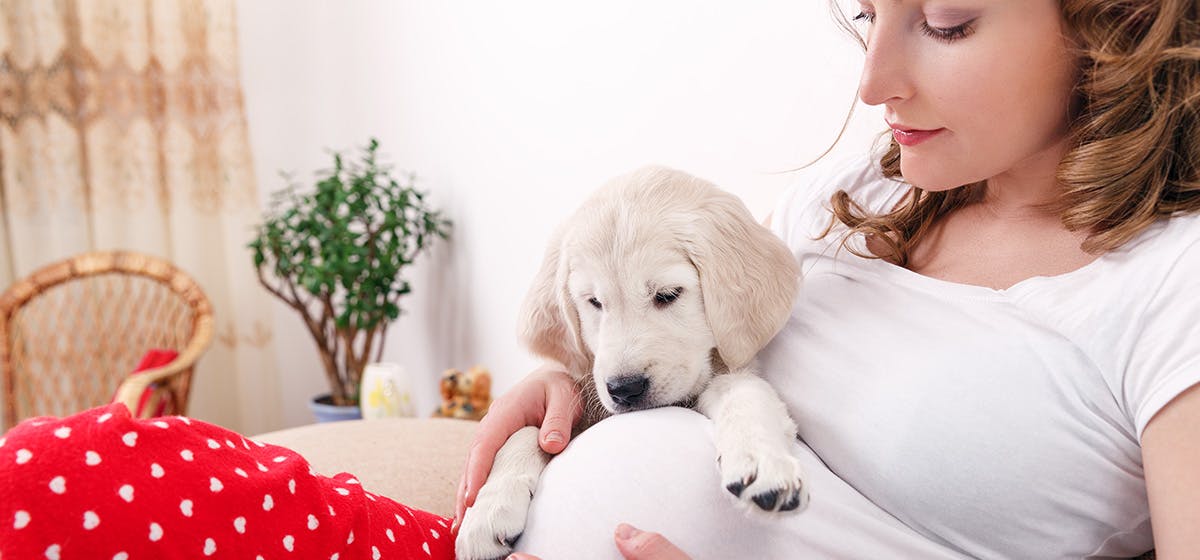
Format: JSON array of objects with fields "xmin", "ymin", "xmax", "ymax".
[
  {"xmin": 206, "ymin": 439, "xmax": 221, "ymax": 450},
  {"xmin": 210, "ymin": 477, "xmax": 224, "ymax": 492},
  {"xmin": 113, "ymin": 552, "xmax": 129, "ymax": 560},
  {"xmin": 422, "ymin": 542, "xmax": 431, "ymax": 555},
  {"xmin": 15, "ymin": 449, "xmax": 32, "ymax": 464},
  {"xmin": 395, "ymin": 514, "xmax": 406, "ymax": 526},
  {"xmin": 180, "ymin": 499, "xmax": 194, "ymax": 517},
  {"xmin": 149, "ymin": 522, "xmax": 164, "ymax": 542},
  {"xmin": 308, "ymin": 514, "xmax": 319, "ymax": 530},
  {"xmin": 83, "ymin": 510, "xmax": 100, "ymax": 530},
  {"xmin": 98, "ymin": 412, "xmax": 113, "ymax": 423},
  {"xmin": 262, "ymin": 494, "xmax": 274, "ymax": 511},
  {"xmin": 45, "ymin": 543, "xmax": 61, "ymax": 560},
  {"xmin": 119, "ymin": 484, "xmax": 135, "ymax": 502},
  {"xmin": 386, "ymin": 528, "xmax": 395, "ymax": 542},
  {"xmin": 233, "ymin": 516, "xmax": 246, "ymax": 534},
  {"xmin": 180, "ymin": 449, "xmax": 194, "ymax": 462},
  {"xmin": 372, "ymin": 546, "xmax": 381, "ymax": 560},
  {"xmin": 122, "ymin": 432, "xmax": 138, "ymax": 447},
  {"xmin": 283, "ymin": 535, "xmax": 295, "ymax": 552},
  {"xmin": 54, "ymin": 427, "xmax": 71, "ymax": 439},
  {"xmin": 86, "ymin": 451, "xmax": 102, "ymax": 466},
  {"xmin": 49, "ymin": 476, "xmax": 66, "ymax": 494},
  {"xmin": 288, "ymin": 479, "xmax": 296, "ymax": 494},
  {"xmin": 14, "ymin": 510, "xmax": 30, "ymax": 529},
  {"xmin": 204, "ymin": 537, "xmax": 217, "ymax": 556},
  {"xmin": 151, "ymin": 463, "xmax": 165, "ymax": 478}
]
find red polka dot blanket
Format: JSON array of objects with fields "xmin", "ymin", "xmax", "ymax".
[{"xmin": 0, "ymin": 404, "xmax": 455, "ymax": 559}]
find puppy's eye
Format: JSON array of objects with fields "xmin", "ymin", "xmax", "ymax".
[
  {"xmin": 587, "ymin": 297, "xmax": 603, "ymax": 310},
  {"xmin": 654, "ymin": 288, "xmax": 683, "ymax": 308}
]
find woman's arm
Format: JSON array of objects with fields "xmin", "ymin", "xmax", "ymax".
[{"xmin": 1141, "ymin": 382, "xmax": 1200, "ymax": 558}]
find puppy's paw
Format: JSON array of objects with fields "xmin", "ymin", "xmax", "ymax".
[
  {"xmin": 454, "ymin": 479, "xmax": 532, "ymax": 560},
  {"xmin": 718, "ymin": 442, "xmax": 809, "ymax": 514}
]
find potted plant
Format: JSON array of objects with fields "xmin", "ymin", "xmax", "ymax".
[{"xmin": 249, "ymin": 138, "xmax": 451, "ymax": 421}]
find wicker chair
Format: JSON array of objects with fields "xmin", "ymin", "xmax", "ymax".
[{"xmin": 0, "ymin": 251, "xmax": 213, "ymax": 430}]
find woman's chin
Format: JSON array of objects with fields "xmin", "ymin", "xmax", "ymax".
[{"xmin": 899, "ymin": 159, "xmax": 977, "ymax": 193}]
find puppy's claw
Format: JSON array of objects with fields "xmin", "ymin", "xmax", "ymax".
[
  {"xmin": 752, "ymin": 489, "xmax": 781, "ymax": 510},
  {"xmin": 725, "ymin": 480, "xmax": 745, "ymax": 497},
  {"xmin": 779, "ymin": 491, "xmax": 803, "ymax": 512},
  {"xmin": 501, "ymin": 532, "xmax": 523, "ymax": 549}
]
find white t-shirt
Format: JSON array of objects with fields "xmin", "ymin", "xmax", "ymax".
[{"xmin": 760, "ymin": 154, "xmax": 1200, "ymax": 559}]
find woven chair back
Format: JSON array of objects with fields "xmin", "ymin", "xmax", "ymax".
[{"xmin": 0, "ymin": 252, "xmax": 212, "ymax": 429}]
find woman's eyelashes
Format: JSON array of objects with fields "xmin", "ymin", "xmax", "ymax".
[
  {"xmin": 920, "ymin": 20, "xmax": 975, "ymax": 42},
  {"xmin": 851, "ymin": 11, "xmax": 976, "ymax": 43}
]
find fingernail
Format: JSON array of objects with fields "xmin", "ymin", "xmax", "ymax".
[
  {"xmin": 545, "ymin": 431, "xmax": 564, "ymax": 445},
  {"xmin": 615, "ymin": 523, "xmax": 639, "ymax": 540}
]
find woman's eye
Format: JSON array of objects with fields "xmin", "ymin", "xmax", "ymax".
[
  {"xmin": 587, "ymin": 297, "xmax": 602, "ymax": 310},
  {"xmin": 920, "ymin": 21, "xmax": 975, "ymax": 43},
  {"xmin": 654, "ymin": 288, "xmax": 683, "ymax": 308}
]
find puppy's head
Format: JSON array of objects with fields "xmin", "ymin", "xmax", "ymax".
[{"xmin": 519, "ymin": 166, "xmax": 799, "ymax": 413}]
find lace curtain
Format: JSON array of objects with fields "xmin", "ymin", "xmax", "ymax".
[{"xmin": 0, "ymin": 0, "xmax": 282, "ymax": 433}]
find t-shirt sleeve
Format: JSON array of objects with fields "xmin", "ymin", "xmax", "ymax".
[{"xmin": 1126, "ymin": 236, "xmax": 1200, "ymax": 440}]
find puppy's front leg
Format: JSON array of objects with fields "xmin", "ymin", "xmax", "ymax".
[
  {"xmin": 455, "ymin": 426, "xmax": 549, "ymax": 560},
  {"xmin": 697, "ymin": 368, "xmax": 809, "ymax": 514}
]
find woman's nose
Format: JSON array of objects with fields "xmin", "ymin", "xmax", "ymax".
[{"xmin": 857, "ymin": 28, "xmax": 914, "ymax": 107}]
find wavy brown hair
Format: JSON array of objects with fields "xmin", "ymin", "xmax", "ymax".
[{"xmin": 825, "ymin": 0, "xmax": 1200, "ymax": 265}]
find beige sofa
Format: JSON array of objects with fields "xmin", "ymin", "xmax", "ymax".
[{"xmin": 255, "ymin": 417, "xmax": 478, "ymax": 518}]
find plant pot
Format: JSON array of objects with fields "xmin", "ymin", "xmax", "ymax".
[{"xmin": 308, "ymin": 394, "xmax": 363, "ymax": 423}]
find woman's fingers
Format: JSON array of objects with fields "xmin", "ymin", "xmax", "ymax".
[
  {"xmin": 460, "ymin": 397, "xmax": 522, "ymax": 509},
  {"xmin": 538, "ymin": 374, "xmax": 583, "ymax": 454},
  {"xmin": 615, "ymin": 524, "xmax": 692, "ymax": 560}
]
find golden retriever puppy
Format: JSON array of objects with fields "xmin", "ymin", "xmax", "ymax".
[{"xmin": 456, "ymin": 166, "xmax": 805, "ymax": 560}]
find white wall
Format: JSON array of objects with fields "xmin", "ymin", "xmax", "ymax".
[{"xmin": 237, "ymin": 0, "xmax": 884, "ymax": 429}]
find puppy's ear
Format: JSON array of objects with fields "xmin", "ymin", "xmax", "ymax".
[
  {"xmin": 683, "ymin": 190, "xmax": 799, "ymax": 370},
  {"xmin": 517, "ymin": 226, "xmax": 591, "ymax": 375}
]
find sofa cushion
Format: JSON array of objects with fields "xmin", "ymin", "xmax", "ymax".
[{"xmin": 254, "ymin": 417, "xmax": 477, "ymax": 517}]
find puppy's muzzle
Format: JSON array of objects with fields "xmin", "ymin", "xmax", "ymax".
[{"xmin": 606, "ymin": 374, "xmax": 650, "ymax": 408}]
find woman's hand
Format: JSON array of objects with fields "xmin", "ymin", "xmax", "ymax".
[
  {"xmin": 452, "ymin": 362, "xmax": 582, "ymax": 531},
  {"xmin": 507, "ymin": 524, "xmax": 692, "ymax": 560}
]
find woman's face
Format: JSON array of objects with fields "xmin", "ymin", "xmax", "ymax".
[{"xmin": 855, "ymin": 0, "xmax": 1079, "ymax": 192}]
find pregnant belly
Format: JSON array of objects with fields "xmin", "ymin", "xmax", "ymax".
[{"xmin": 514, "ymin": 408, "xmax": 969, "ymax": 560}]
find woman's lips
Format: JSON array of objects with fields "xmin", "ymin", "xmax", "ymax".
[{"xmin": 890, "ymin": 126, "xmax": 945, "ymax": 147}]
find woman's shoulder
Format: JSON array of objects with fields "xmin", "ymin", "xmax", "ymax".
[{"xmin": 769, "ymin": 151, "xmax": 907, "ymax": 245}]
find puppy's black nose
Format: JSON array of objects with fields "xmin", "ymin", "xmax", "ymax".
[{"xmin": 606, "ymin": 375, "xmax": 649, "ymax": 407}]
